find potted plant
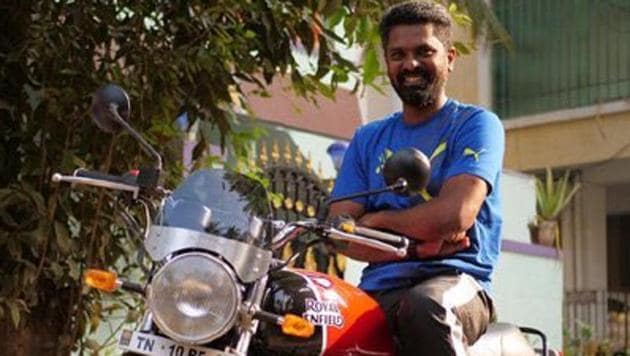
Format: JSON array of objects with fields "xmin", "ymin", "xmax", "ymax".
[{"xmin": 529, "ymin": 167, "xmax": 581, "ymax": 248}]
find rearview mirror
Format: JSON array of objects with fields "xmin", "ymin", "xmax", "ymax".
[
  {"xmin": 89, "ymin": 83, "xmax": 163, "ymax": 173},
  {"xmin": 326, "ymin": 147, "xmax": 432, "ymax": 207},
  {"xmin": 90, "ymin": 84, "xmax": 130, "ymax": 133},
  {"xmin": 383, "ymin": 148, "xmax": 431, "ymax": 195}
]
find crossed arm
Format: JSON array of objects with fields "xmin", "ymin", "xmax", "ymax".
[{"xmin": 328, "ymin": 174, "xmax": 488, "ymax": 261}]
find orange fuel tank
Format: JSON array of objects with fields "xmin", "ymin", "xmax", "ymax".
[{"xmin": 257, "ymin": 268, "xmax": 394, "ymax": 355}]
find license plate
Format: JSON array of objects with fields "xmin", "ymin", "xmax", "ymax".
[{"xmin": 118, "ymin": 329, "xmax": 230, "ymax": 356}]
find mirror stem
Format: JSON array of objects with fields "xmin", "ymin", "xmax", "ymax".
[
  {"xmin": 327, "ymin": 178, "xmax": 408, "ymax": 205},
  {"xmin": 392, "ymin": 177, "xmax": 408, "ymax": 193},
  {"xmin": 109, "ymin": 104, "xmax": 163, "ymax": 171}
]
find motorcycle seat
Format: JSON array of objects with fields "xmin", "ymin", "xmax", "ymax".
[{"xmin": 468, "ymin": 322, "xmax": 536, "ymax": 356}]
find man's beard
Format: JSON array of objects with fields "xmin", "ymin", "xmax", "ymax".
[{"xmin": 392, "ymin": 68, "xmax": 442, "ymax": 108}]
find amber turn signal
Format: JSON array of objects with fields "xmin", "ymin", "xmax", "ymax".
[
  {"xmin": 281, "ymin": 314, "xmax": 315, "ymax": 338},
  {"xmin": 84, "ymin": 268, "xmax": 119, "ymax": 293}
]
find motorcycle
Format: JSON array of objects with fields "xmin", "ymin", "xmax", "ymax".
[{"xmin": 52, "ymin": 84, "xmax": 551, "ymax": 356}]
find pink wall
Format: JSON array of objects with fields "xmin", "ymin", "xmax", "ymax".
[{"xmin": 243, "ymin": 77, "xmax": 362, "ymax": 140}]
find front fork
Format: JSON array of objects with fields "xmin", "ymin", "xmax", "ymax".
[
  {"xmin": 138, "ymin": 311, "xmax": 155, "ymax": 332},
  {"xmin": 231, "ymin": 275, "xmax": 269, "ymax": 356}
]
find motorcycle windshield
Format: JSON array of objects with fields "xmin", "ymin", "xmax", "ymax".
[{"xmin": 160, "ymin": 169, "xmax": 272, "ymax": 245}]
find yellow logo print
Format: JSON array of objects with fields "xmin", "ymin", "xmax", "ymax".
[
  {"xmin": 417, "ymin": 142, "xmax": 447, "ymax": 201},
  {"xmin": 463, "ymin": 148, "xmax": 486, "ymax": 162},
  {"xmin": 429, "ymin": 142, "xmax": 447, "ymax": 161},
  {"xmin": 375, "ymin": 148, "xmax": 393, "ymax": 174}
]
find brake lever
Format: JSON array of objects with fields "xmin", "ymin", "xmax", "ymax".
[
  {"xmin": 323, "ymin": 216, "xmax": 411, "ymax": 261},
  {"xmin": 270, "ymin": 220, "xmax": 317, "ymax": 251},
  {"xmin": 336, "ymin": 219, "xmax": 407, "ymax": 246},
  {"xmin": 326, "ymin": 226, "xmax": 409, "ymax": 259}
]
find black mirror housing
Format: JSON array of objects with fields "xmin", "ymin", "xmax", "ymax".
[
  {"xmin": 90, "ymin": 84, "xmax": 130, "ymax": 133},
  {"xmin": 383, "ymin": 148, "xmax": 431, "ymax": 195}
]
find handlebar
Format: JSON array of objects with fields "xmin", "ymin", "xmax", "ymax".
[
  {"xmin": 51, "ymin": 169, "xmax": 140, "ymax": 198},
  {"xmin": 74, "ymin": 168, "xmax": 137, "ymax": 185},
  {"xmin": 271, "ymin": 218, "xmax": 410, "ymax": 262}
]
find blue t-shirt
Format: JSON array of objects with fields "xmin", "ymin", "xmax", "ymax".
[{"xmin": 331, "ymin": 99, "xmax": 505, "ymax": 293}]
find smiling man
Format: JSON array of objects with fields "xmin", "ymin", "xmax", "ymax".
[{"xmin": 328, "ymin": 1, "xmax": 505, "ymax": 355}]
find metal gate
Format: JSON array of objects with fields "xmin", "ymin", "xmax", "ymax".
[{"xmin": 564, "ymin": 290, "xmax": 629, "ymax": 354}]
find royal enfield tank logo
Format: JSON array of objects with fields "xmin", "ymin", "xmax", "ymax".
[
  {"xmin": 303, "ymin": 298, "xmax": 345, "ymax": 328},
  {"xmin": 311, "ymin": 276, "xmax": 332, "ymax": 289}
]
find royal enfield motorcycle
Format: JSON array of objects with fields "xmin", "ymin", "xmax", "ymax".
[{"xmin": 52, "ymin": 84, "xmax": 551, "ymax": 356}]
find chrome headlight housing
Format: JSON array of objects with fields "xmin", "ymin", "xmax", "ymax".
[{"xmin": 147, "ymin": 252, "xmax": 241, "ymax": 344}]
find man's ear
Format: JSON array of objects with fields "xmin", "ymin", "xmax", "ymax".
[{"xmin": 447, "ymin": 46, "xmax": 456, "ymax": 72}]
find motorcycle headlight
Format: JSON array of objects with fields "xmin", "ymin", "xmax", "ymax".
[{"xmin": 147, "ymin": 252, "xmax": 241, "ymax": 344}]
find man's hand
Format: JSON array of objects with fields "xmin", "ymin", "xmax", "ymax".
[{"xmin": 414, "ymin": 236, "xmax": 470, "ymax": 259}]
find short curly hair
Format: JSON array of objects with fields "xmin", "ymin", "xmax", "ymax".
[{"xmin": 379, "ymin": 1, "xmax": 452, "ymax": 49}]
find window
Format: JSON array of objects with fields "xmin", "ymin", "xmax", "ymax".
[{"xmin": 493, "ymin": 0, "xmax": 630, "ymax": 118}]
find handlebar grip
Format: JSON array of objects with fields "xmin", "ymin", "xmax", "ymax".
[{"xmin": 74, "ymin": 169, "xmax": 137, "ymax": 185}]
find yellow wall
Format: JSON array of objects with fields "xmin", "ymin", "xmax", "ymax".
[
  {"xmin": 447, "ymin": 50, "xmax": 481, "ymax": 105},
  {"xmin": 505, "ymin": 111, "xmax": 630, "ymax": 171},
  {"xmin": 446, "ymin": 25, "xmax": 486, "ymax": 106}
]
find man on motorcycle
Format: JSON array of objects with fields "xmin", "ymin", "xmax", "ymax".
[{"xmin": 329, "ymin": 1, "xmax": 505, "ymax": 355}]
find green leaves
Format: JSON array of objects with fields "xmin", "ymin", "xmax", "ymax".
[
  {"xmin": 362, "ymin": 46, "xmax": 381, "ymax": 86},
  {"xmin": 23, "ymin": 84, "xmax": 44, "ymax": 112},
  {"xmin": 4, "ymin": 299, "xmax": 28, "ymax": 329},
  {"xmin": 453, "ymin": 41, "xmax": 472, "ymax": 55},
  {"xmin": 9, "ymin": 302, "xmax": 21, "ymax": 329},
  {"xmin": 535, "ymin": 167, "xmax": 581, "ymax": 220},
  {"xmin": 449, "ymin": 0, "xmax": 513, "ymax": 50},
  {"xmin": 54, "ymin": 221, "xmax": 72, "ymax": 256},
  {"xmin": 448, "ymin": 2, "xmax": 473, "ymax": 27}
]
